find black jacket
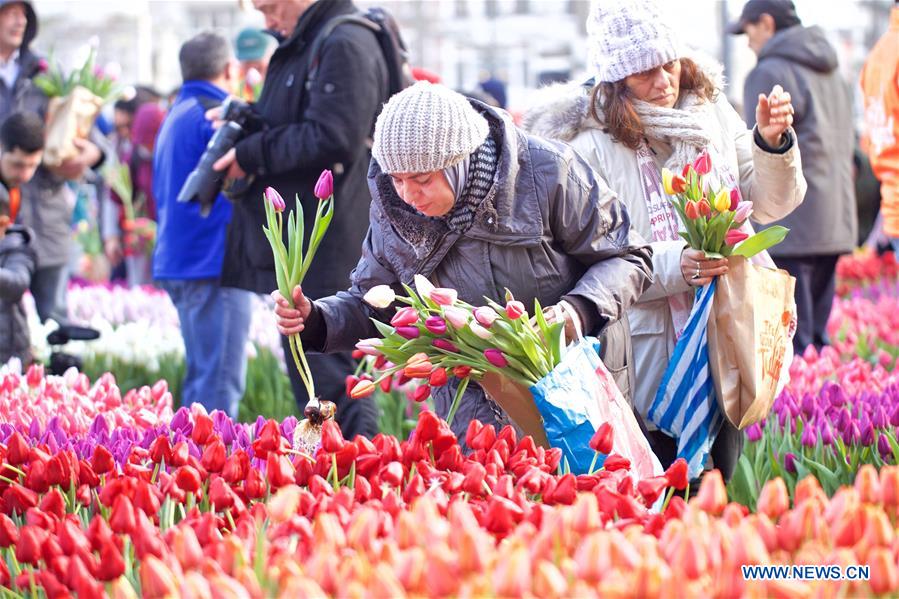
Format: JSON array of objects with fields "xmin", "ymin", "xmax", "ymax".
[
  {"xmin": 743, "ymin": 25, "xmax": 857, "ymax": 257},
  {"xmin": 225, "ymin": 0, "xmax": 389, "ymax": 294},
  {"xmin": 0, "ymin": 223, "xmax": 36, "ymax": 364}
]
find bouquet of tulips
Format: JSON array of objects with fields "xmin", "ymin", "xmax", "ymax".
[
  {"xmin": 262, "ymin": 170, "xmax": 334, "ymax": 438},
  {"xmin": 662, "ymin": 150, "xmax": 787, "ymax": 259},
  {"xmin": 354, "ymin": 275, "xmax": 565, "ymax": 426},
  {"xmin": 33, "ymin": 47, "xmax": 120, "ymax": 167}
]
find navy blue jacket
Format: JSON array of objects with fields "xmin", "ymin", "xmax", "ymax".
[{"xmin": 152, "ymin": 80, "xmax": 231, "ymax": 280}]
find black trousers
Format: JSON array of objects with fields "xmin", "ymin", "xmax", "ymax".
[
  {"xmin": 774, "ymin": 254, "xmax": 840, "ymax": 354},
  {"xmin": 280, "ymin": 336, "xmax": 379, "ymax": 439},
  {"xmin": 644, "ymin": 420, "xmax": 745, "ymax": 482}
]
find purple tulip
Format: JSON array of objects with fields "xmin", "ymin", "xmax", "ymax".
[
  {"xmin": 784, "ymin": 452, "xmax": 797, "ymax": 474},
  {"xmin": 821, "ymin": 422, "xmax": 834, "ymax": 446},
  {"xmin": 396, "ymin": 326, "xmax": 420, "ymax": 340},
  {"xmin": 801, "ymin": 424, "xmax": 817, "ymax": 448},
  {"xmin": 800, "ymin": 394, "xmax": 815, "ymax": 419},
  {"xmin": 873, "ymin": 406, "xmax": 889, "ymax": 430},
  {"xmin": 433, "ymin": 338, "xmax": 459, "ymax": 353},
  {"xmin": 314, "ymin": 169, "xmax": 334, "ymax": 200},
  {"xmin": 745, "ymin": 423, "xmax": 763, "ymax": 442},
  {"xmin": 264, "ymin": 187, "xmax": 286, "ymax": 212},
  {"xmin": 425, "ymin": 316, "xmax": 447, "ymax": 336},
  {"xmin": 860, "ymin": 414, "xmax": 875, "ymax": 446},
  {"xmin": 890, "ymin": 403, "xmax": 899, "ymax": 427},
  {"xmin": 484, "ymin": 348, "xmax": 508, "ymax": 368},
  {"xmin": 879, "ymin": 433, "xmax": 892, "ymax": 458}
]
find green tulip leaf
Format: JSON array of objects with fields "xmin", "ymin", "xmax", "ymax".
[{"xmin": 731, "ymin": 226, "xmax": 790, "ymax": 258}]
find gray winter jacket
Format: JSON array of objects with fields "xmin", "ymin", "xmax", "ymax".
[
  {"xmin": 0, "ymin": 224, "xmax": 36, "ymax": 364},
  {"xmin": 744, "ymin": 25, "xmax": 857, "ymax": 257},
  {"xmin": 304, "ymin": 102, "xmax": 653, "ymax": 438}
]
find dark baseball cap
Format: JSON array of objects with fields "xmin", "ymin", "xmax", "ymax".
[
  {"xmin": 727, "ymin": 0, "xmax": 802, "ymax": 34},
  {"xmin": 235, "ymin": 28, "xmax": 274, "ymax": 61}
]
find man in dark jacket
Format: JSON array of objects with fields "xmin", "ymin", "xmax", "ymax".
[
  {"xmin": 730, "ymin": 0, "xmax": 856, "ymax": 353},
  {"xmin": 213, "ymin": 0, "xmax": 389, "ymax": 436},
  {"xmin": 0, "ymin": 0, "xmax": 105, "ymax": 324},
  {"xmin": 0, "ymin": 110, "xmax": 42, "ymax": 364},
  {"xmin": 154, "ymin": 32, "xmax": 252, "ymax": 421}
]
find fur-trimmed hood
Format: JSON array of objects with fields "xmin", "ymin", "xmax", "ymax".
[{"xmin": 521, "ymin": 53, "xmax": 726, "ymax": 143}]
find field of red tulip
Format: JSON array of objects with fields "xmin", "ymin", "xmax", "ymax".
[
  {"xmin": 0, "ymin": 362, "xmax": 897, "ymax": 597},
  {"xmin": 1, "ymin": 249, "xmax": 899, "ymax": 596}
]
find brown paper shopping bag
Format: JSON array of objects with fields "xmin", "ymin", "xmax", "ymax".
[
  {"xmin": 43, "ymin": 85, "xmax": 104, "ymax": 167},
  {"xmin": 706, "ymin": 256, "xmax": 795, "ymax": 430},
  {"xmin": 478, "ymin": 372, "xmax": 550, "ymax": 448}
]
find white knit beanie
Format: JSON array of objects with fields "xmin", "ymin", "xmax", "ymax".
[
  {"xmin": 372, "ymin": 81, "xmax": 489, "ymax": 174},
  {"xmin": 587, "ymin": 0, "xmax": 682, "ymax": 83}
]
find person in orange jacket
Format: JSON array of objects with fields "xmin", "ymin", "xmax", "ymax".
[{"xmin": 861, "ymin": 1, "xmax": 899, "ymax": 252}]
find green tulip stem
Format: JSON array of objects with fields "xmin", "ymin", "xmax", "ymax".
[
  {"xmin": 288, "ymin": 334, "xmax": 315, "ymax": 402},
  {"xmin": 446, "ymin": 376, "xmax": 470, "ymax": 428},
  {"xmin": 587, "ymin": 451, "xmax": 600, "ymax": 476}
]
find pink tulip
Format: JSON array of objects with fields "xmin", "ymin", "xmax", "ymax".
[
  {"xmin": 396, "ymin": 326, "xmax": 420, "ymax": 340},
  {"xmin": 484, "ymin": 348, "xmax": 508, "ymax": 368},
  {"xmin": 443, "ymin": 307, "xmax": 470, "ymax": 329},
  {"xmin": 425, "ymin": 316, "xmax": 447, "ymax": 335},
  {"xmin": 355, "ymin": 338, "xmax": 383, "ymax": 356},
  {"xmin": 474, "ymin": 306, "xmax": 499, "ymax": 328},
  {"xmin": 693, "ymin": 150, "xmax": 712, "ymax": 175},
  {"xmin": 390, "ymin": 306, "xmax": 419, "ymax": 328},
  {"xmin": 264, "ymin": 187, "xmax": 286, "ymax": 212},
  {"xmin": 314, "ymin": 170, "xmax": 333, "ymax": 200},
  {"xmin": 505, "ymin": 301, "xmax": 526, "ymax": 320},
  {"xmin": 429, "ymin": 288, "xmax": 458, "ymax": 306},
  {"xmin": 433, "ymin": 338, "xmax": 459, "ymax": 353},
  {"xmin": 734, "ymin": 201, "xmax": 753, "ymax": 224},
  {"xmin": 725, "ymin": 229, "xmax": 749, "ymax": 246}
]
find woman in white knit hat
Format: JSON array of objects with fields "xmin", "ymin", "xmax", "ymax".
[
  {"xmin": 524, "ymin": 0, "xmax": 806, "ymax": 480},
  {"xmin": 273, "ymin": 80, "xmax": 652, "ymax": 441}
]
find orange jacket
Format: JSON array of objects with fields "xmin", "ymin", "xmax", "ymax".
[{"xmin": 861, "ymin": 8, "xmax": 899, "ymax": 236}]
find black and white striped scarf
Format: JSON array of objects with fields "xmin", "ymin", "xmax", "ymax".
[{"xmin": 444, "ymin": 133, "xmax": 498, "ymax": 233}]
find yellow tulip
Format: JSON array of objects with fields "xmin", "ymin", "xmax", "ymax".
[
  {"xmin": 662, "ymin": 168, "xmax": 676, "ymax": 195},
  {"xmin": 713, "ymin": 188, "xmax": 730, "ymax": 212}
]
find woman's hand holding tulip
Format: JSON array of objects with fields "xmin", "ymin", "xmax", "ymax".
[
  {"xmin": 681, "ymin": 247, "xmax": 728, "ymax": 287},
  {"xmin": 756, "ymin": 84, "xmax": 794, "ymax": 148}
]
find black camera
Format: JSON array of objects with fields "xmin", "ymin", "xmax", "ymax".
[
  {"xmin": 46, "ymin": 325, "xmax": 100, "ymax": 376},
  {"xmin": 177, "ymin": 97, "xmax": 257, "ymax": 216}
]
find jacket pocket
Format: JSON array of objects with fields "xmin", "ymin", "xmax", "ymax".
[{"xmin": 628, "ymin": 301, "xmax": 667, "ymax": 337}]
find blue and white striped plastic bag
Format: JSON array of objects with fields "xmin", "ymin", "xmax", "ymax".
[{"xmin": 648, "ymin": 281, "xmax": 725, "ymax": 479}]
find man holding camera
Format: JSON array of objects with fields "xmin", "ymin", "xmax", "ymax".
[
  {"xmin": 154, "ymin": 32, "xmax": 253, "ymax": 421},
  {"xmin": 212, "ymin": 0, "xmax": 389, "ymax": 437}
]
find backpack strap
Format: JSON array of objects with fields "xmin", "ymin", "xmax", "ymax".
[{"xmin": 305, "ymin": 14, "xmax": 380, "ymax": 91}]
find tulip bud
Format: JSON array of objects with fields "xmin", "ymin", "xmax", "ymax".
[
  {"xmin": 453, "ymin": 365, "xmax": 472, "ymax": 379},
  {"xmin": 724, "ymin": 229, "xmax": 749, "ymax": 246},
  {"xmin": 469, "ymin": 321, "xmax": 492, "ymax": 339},
  {"xmin": 662, "ymin": 168, "xmax": 676, "ymax": 195},
  {"xmin": 355, "ymin": 338, "xmax": 383, "ymax": 356},
  {"xmin": 698, "ymin": 198, "xmax": 711, "ymax": 217},
  {"xmin": 484, "ymin": 348, "xmax": 508, "ymax": 368},
  {"xmin": 363, "ymin": 285, "xmax": 396, "ymax": 309},
  {"xmin": 264, "ymin": 187, "xmax": 286, "ymax": 212},
  {"xmin": 433, "ymin": 338, "xmax": 459, "ymax": 353},
  {"xmin": 588, "ymin": 422, "xmax": 613, "ymax": 454},
  {"xmin": 412, "ymin": 385, "xmax": 430, "ymax": 402},
  {"xmin": 684, "ymin": 201, "xmax": 700, "ymax": 220},
  {"xmin": 713, "ymin": 189, "xmax": 730, "ymax": 213},
  {"xmin": 350, "ymin": 380, "xmax": 376, "ymax": 399},
  {"xmin": 474, "ymin": 306, "xmax": 499, "ymax": 328},
  {"xmin": 443, "ymin": 306, "xmax": 470, "ymax": 329},
  {"xmin": 505, "ymin": 300, "xmax": 526, "ymax": 320},
  {"xmin": 314, "ymin": 169, "xmax": 334, "ymax": 200},
  {"xmin": 693, "ymin": 150, "xmax": 712, "ymax": 175},
  {"xmin": 413, "ymin": 274, "xmax": 435, "ymax": 298},
  {"xmin": 425, "ymin": 316, "xmax": 447, "ymax": 335},
  {"xmin": 390, "ymin": 306, "xmax": 419, "ymax": 327},
  {"xmin": 395, "ymin": 326, "xmax": 420, "ymax": 340},
  {"xmin": 429, "ymin": 368, "xmax": 448, "ymax": 387},
  {"xmin": 429, "ymin": 288, "xmax": 458, "ymax": 306},
  {"xmin": 729, "ymin": 188, "xmax": 740, "ymax": 211},
  {"xmin": 672, "ymin": 174, "xmax": 687, "ymax": 193},
  {"xmin": 734, "ymin": 201, "xmax": 753, "ymax": 223}
]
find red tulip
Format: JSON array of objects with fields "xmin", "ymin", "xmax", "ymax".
[
  {"xmin": 548, "ymin": 473, "xmax": 577, "ymax": 505},
  {"xmin": 416, "ymin": 410, "xmax": 442, "ymax": 442},
  {"xmin": 671, "ymin": 174, "xmax": 688, "ymax": 193},
  {"xmin": 505, "ymin": 300, "xmax": 526, "ymax": 320},
  {"xmin": 698, "ymin": 198, "xmax": 711, "ymax": 217},
  {"xmin": 693, "ymin": 150, "xmax": 712, "ymax": 175},
  {"xmin": 15, "ymin": 525, "xmax": 43, "ymax": 564},
  {"xmin": 589, "ymin": 422, "xmax": 614, "ymax": 455},
  {"xmin": 725, "ymin": 229, "xmax": 749, "ymax": 246},
  {"xmin": 684, "ymin": 200, "xmax": 700, "ymax": 220},
  {"xmin": 109, "ymin": 495, "xmax": 136, "ymax": 534},
  {"xmin": 191, "ymin": 414, "xmax": 214, "ymax": 445},
  {"xmin": 321, "ymin": 420, "xmax": 345, "ymax": 453},
  {"xmin": 637, "ymin": 476, "xmax": 668, "ymax": 506},
  {"xmin": 244, "ymin": 467, "xmax": 267, "ymax": 499},
  {"xmin": 390, "ymin": 306, "xmax": 419, "ymax": 328},
  {"xmin": 148, "ymin": 435, "xmax": 172, "ymax": 464},
  {"xmin": 350, "ymin": 379, "xmax": 376, "ymax": 399},
  {"xmin": 314, "ymin": 169, "xmax": 333, "ymax": 200},
  {"xmin": 381, "ymin": 462, "xmax": 404, "ymax": 487},
  {"xmin": 5, "ymin": 431, "xmax": 30, "ymax": 465},
  {"xmin": 223, "ymin": 449, "xmax": 250, "ymax": 484},
  {"xmin": 174, "ymin": 466, "xmax": 202, "ymax": 494},
  {"xmin": 209, "ymin": 478, "xmax": 234, "ymax": 511},
  {"xmin": 664, "ymin": 458, "xmax": 689, "ymax": 490},
  {"xmin": 39, "ymin": 488, "xmax": 65, "ymax": 520},
  {"xmin": 412, "ymin": 385, "xmax": 430, "ymax": 402},
  {"xmin": 170, "ymin": 441, "xmax": 189, "ymax": 467},
  {"xmin": 692, "ymin": 469, "xmax": 727, "ymax": 515},
  {"xmin": 4, "ymin": 483, "xmax": 37, "ymax": 514},
  {"xmin": 0, "ymin": 514, "xmax": 18, "ymax": 547},
  {"xmin": 453, "ymin": 365, "xmax": 472, "ymax": 379},
  {"xmin": 266, "ymin": 453, "xmax": 295, "ymax": 489},
  {"xmin": 90, "ymin": 444, "xmax": 115, "ymax": 474},
  {"xmin": 200, "ymin": 439, "xmax": 227, "ymax": 473},
  {"xmin": 429, "ymin": 367, "xmax": 448, "ymax": 387},
  {"xmin": 729, "ymin": 187, "xmax": 740, "ymax": 211},
  {"xmin": 602, "ymin": 454, "xmax": 631, "ymax": 472}
]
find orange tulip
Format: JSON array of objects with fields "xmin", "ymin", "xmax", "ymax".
[
  {"xmin": 692, "ymin": 470, "xmax": 727, "ymax": 516},
  {"xmin": 140, "ymin": 556, "xmax": 179, "ymax": 598},
  {"xmin": 855, "ymin": 464, "xmax": 882, "ymax": 504},
  {"xmin": 756, "ymin": 478, "xmax": 790, "ymax": 521},
  {"xmin": 684, "ymin": 200, "xmax": 700, "ymax": 219},
  {"xmin": 880, "ymin": 465, "xmax": 899, "ymax": 515},
  {"xmin": 404, "ymin": 361, "xmax": 433, "ymax": 379},
  {"xmin": 794, "ymin": 475, "xmax": 827, "ymax": 509},
  {"xmin": 534, "ymin": 561, "xmax": 569, "ymax": 598},
  {"xmin": 868, "ymin": 547, "xmax": 899, "ymax": 596},
  {"xmin": 269, "ymin": 485, "xmax": 302, "ymax": 525}
]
